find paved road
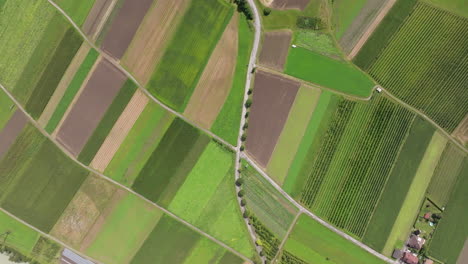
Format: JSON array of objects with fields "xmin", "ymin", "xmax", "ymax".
[
  {"xmin": 0, "ymin": 83, "xmax": 252, "ymax": 263},
  {"xmin": 47, "ymin": 0, "xmax": 236, "ymax": 152}
]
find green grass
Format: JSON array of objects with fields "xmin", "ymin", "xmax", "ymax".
[
  {"xmin": 423, "ymin": 0, "xmax": 468, "ymax": 18},
  {"xmin": 282, "ymin": 91, "xmax": 337, "ymax": 196},
  {"xmin": 1, "ymin": 138, "xmax": 88, "ymax": 232},
  {"xmin": 267, "ymin": 87, "xmax": 321, "ymax": 184},
  {"xmin": 293, "ymin": 30, "xmax": 341, "ymax": 58},
  {"xmin": 181, "ymin": 237, "xmax": 226, "ymax": 264},
  {"xmin": 147, "ymin": 0, "xmax": 233, "ymax": 111},
  {"xmin": 46, "ymin": 48, "xmax": 99, "ymax": 133},
  {"xmin": 382, "ymin": 132, "xmax": 447, "ymax": 255},
  {"xmin": 78, "ymin": 79, "xmax": 137, "ymax": 164},
  {"xmin": 429, "ymin": 159, "xmax": 468, "ymax": 264},
  {"xmin": 331, "ymin": 0, "xmax": 369, "ymax": 39},
  {"xmin": 211, "ymin": 15, "xmax": 254, "ymax": 145},
  {"xmin": 242, "ymin": 160, "xmax": 298, "ymax": 239},
  {"xmin": 0, "ymin": 211, "xmax": 39, "ymax": 254},
  {"xmin": 284, "ymin": 214, "xmax": 385, "ymax": 264},
  {"xmin": 363, "ymin": 117, "xmax": 435, "ymax": 251},
  {"xmin": 55, "ymin": 0, "xmax": 96, "ymax": 26},
  {"xmin": 0, "ymin": 0, "xmax": 56, "ymax": 91},
  {"xmin": 132, "ymin": 118, "xmax": 210, "ymax": 206},
  {"xmin": 285, "ymin": 48, "xmax": 374, "ymax": 97},
  {"xmin": 130, "ymin": 215, "xmax": 200, "ymax": 264},
  {"xmin": 86, "ymin": 193, "xmax": 163, "ymax": 264},
  {"xmin": 25, "ymin": 28, "xmax": 83, "ymax": 119},
  {"xmin": 353, "ymin": 0, "xmax": 418, "ymax": 70},
  {"xmin": 105, "ymin": 102, "xmax": 174, "ymax": 185},
  {"xmin": 0, "ymin": 90, "xmax": 16, "ymax": 131},
  {"xmin": 366, "ymin": 2, "xmax": 468, "ymax": 132}
]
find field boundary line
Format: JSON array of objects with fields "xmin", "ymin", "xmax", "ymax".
[
  {"xmin": 271, "ymin": 211, "xmax": 302, "ymax": 263},
  {"xmin": 0, "ymin": 207, "xmax": 104, "ymax": 264},
  {"xmin": 0, "ymin": 82, "xmax": 253, "ymax": 264},
  {"xmin": 46, "ymin": 0, "xmax": 236, "ymax": 152}
]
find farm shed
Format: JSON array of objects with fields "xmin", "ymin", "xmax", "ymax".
[{"xmin": 61, "ymin": 249, "xmax": 95, "ymax": 264}]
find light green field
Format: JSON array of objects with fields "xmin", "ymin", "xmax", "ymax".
[
  {"xmin": 55, "ymin": 0, "xmax": 96, "ymax": 26},
  {"xmin": 86, "ymin": 193, "xmax": 163, "ymax": 264},
  {"xmin": 267, "ymin": 86, "xmax": 321, "ymax": 184},
  {"xmin": 332, "ymin": 0, "xmax": 368, "ymax": 38},
  {"xmin": 0, "ymin": 91, "xmax": 16, "ymax": 131},
  {"xmin": 284, "ymin": 214, "xmax": 385, "ymax": 264},
  {"xmin": 293, "ymin": 31, "xmax": 341, "ymax": 58},
  {"xmin": 182, "ymin": 238, "xmax": 226, "ymax": 264},
  {"xmin": 105, "ymin": 102, "xmax": 174, "ymax": 186},
  {"xmin": 423, "ymin": 0, "xmax": 468, "ymax": 18},
  {"xmin": 0, "ymin": 0, "xmax": 56, "ymax": 90},
  {"xmin": 382, "ymin": 132, "xmax": 447, "ymax": 255},
  {"xmin": 0, "ymin": 211, "xmax": 39, "ymax": 254}
]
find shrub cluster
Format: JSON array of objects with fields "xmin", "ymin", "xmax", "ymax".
[
  {"xmin": 296, "ymin": 16, "xmax": 325, "ymax": 30},
  {"xmin": 234, "ymin": 0, "xmax": 253, "ymax": 20},
  {"xmin": 280, "ymin": 250, "xmax": 308, "ymax": 264},
  {"xmin": 0, "ymin": 245, "xmax": 40, "ymax": 264},
  {"xmin": 249, "ymin": 215, "xmax": 280, "ymax": 261}
]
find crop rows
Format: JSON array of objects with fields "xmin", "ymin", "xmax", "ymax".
[
  {"xmin": 300, "ymin": 96, "xmax": 416, "ymax": 237},
  {"xmin": 249, "ymin": 215, "xmax": 280, "ymax": 261},
  {"xmin": 368, "ymin": 2, "xmax": 468, "ymax": 132},
  {"xmin": 280, "ymin": 250, "xmax": 307, "ymax": 264}
]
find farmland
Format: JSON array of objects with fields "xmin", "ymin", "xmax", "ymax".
[
  {"xmin": 0, "ymin": 91, "xmax": 16, "ymax": 131},
  {"xmin": 331, "ymin": 0, "xmax": 371, "ymax": 39},
  {"xmin": 258, "ymin": 30, "xmax": 292, "ymax": 71},
  {"xmin": 55, "ymin": 0, "xmax": 96, "ymax": 26},
  {"xmin": 364, "ymin": 2, "xmax": 468, "ymax": 132},
  {"xmin": 0, "ymin": 211, "xmax": 39, "ymax": 254},
  {"xmin": 282, "ymin": 214, "xmax": 385, "ymax": 264},
  {"xmin": 285, "ymin": 47, "xmax": 374, "ymax": 97},
  {"xmin": 292, "ymin": 31, "xmax": 341, "ymax": 58},
  {"xmin": 147, "ymin": 0, "xmax": 234, "ymax": 111}
]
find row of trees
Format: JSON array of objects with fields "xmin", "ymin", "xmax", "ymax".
[
  {"xmin": 233, "ymin": 0, "xmax": 253, "ymax": 20},
  {"xmin": 280, "ymin": 250, "xmax": 308, "ymax": 264},
  {"xmin": 0, "ymin": 244, "xmax": 41, "ymax": 264}
]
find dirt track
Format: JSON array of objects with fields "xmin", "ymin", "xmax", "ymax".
[
  {"xmin": 0, "ymin": 110, "xmax": 28, "ymax": 160},
  {"xmin": 245, "ymin": 70, "xmax": 299, "ymax": 167},
  {"xmin": 259, "ymin": 30, "xmax": 292, "ymax": 71},
  {"xmin": 453, "ymin": 114, "xmax": 468, "ymax": 145}
]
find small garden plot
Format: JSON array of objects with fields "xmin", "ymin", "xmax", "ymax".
[
  {"xmin": 147, "ymin": 0, "xmax": 234, "ymax": 111},
  {"xmin": 86, "ymin": 193, "xmax": 163, "ymax": 264},
  {"xmin": 55, "ymin": 0, "xmax": 97, "ymax": 26},
  {"xmin": 284, "ymin": 214, "xmax": 385, "ymax": 264},
  {"xmin": 0, "ymin": 210, "xmax": 39, "ymax": 254},
  {"xmin": 413, "ymin": 199, "xmax": 442, "ymax": 242},
  {"xmin": 285, "ymin": 48, "xmax": 374, "ymax": 97},
  {"xmin": 132, "ymin": 118, "xmax": 210, "ymax": 206},
  {"xmin": 259, "ymin": 30, "xmax": 292, "ymax": 71}
]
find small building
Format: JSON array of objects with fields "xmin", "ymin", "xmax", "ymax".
[
  {"xmin": 376, "ymin": 87, "xmax": 382, "ymax": 93},
  {"xmin": 61, "ymin": 249, "xmax": 95, "ymax": 264},
  {"xmin": 408, "ymin": 234, "xmax": 426, "ymax": 250},
  {"xmin": 424, "ymin": 212, "xmax": 431, "ymax": 220},
  {"xmin": 402, "ymin": 252, "xmax": 419, "ymax": 264},
  {"xmin": 424, "ymin": 259, "xmax": 434, "ymax": 264},
  {"xmin": 392, "ymin": 249, "xmax": 403, "ymax": 259}
]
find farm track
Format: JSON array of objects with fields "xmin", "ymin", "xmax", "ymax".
[
  {"xmin": 0, "ymin": 82, "xmax": 253, "ymax": 264},
  {"xmin": 271, "ymin": 211, "xmax": 302, "ymax": 263},
  {"xmin": 47, "ymin": 0, "xmax": 236, "ymax": 152}
]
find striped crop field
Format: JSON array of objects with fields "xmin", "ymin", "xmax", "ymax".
[{"xmin": 366, "ymin": 2, "xmax": 468, "ymax": 132}]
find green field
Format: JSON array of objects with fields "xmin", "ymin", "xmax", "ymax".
[
  {"xmin": 427, "ymin": 143, "xmax": 467, "ymax": 207},
  {"xmin": 105, "ymin": 102, "xmax": 174, "ymax": 185},
  {"xmin": 147, "ymin": 0, "xmax": 233, "ymax": 111},
  {"xmin": 1, "ymin": 129, "xmax": 88, "ymax": 232},
  {"xmin": 284, "ymin": 214, "xmax": 385, "ymax": 264},
  {"xmin": 212, "ymin": 15, "xmax": 254, "ymax": 145},
  {"xmin": 267, "ymin": 86, "xmax": 321, "ymax": 184},
  {"xmin": 331, "ymin": 0, "xmax": 369, "ymax": 39},
  {"xmin": 0, "ymin": 211, "xmax": 39, "ymax": 254},
  {"xmin": 86, "ymin": 193, "xmax": 163, "ymax": 264},
  {"xmin": 363, "ymin": 117, "xmax": 435, "ymax": 251},
  {"xmin": 353, "ymin": 0, "xmax": 418, "ymax": 70},
  {"xmin": 285, "ymin": 48, "xmax": 374, "ymax": 97},
  {"xmin": 0, "ymin": 91, "xmax": 16, "ymax": 131},
  {"xmin": 429, "ymin": 159, "xmax": 468, "ymax": 264},
  {"xmin": 293, "ymin": 31, "xmax": 341, "ymax": 58},
  {"xmin": 182, "ymin": 238, "xmax": 242, "ymax": 264},
  {"xmin": 423, "ymin": 0, "xmax": 468, "ymax": 18},
  {"xmin": 382, "ymin": 132, "xmax": 447, "ymax": 255},
  {"xmin": 78, "ymin": 79, "xmax": 137, "ymax": 164},
  {"xmin": 46, "ymin": 48, "xmax": 99, "ymax": 133},
  {"xmin": 55, "ymin": 0, "xmax": 96, "ymax": 26},
  {"xmin": 366, "ymin": 2, "xmax": 468, "ymax": 132},
  {"xmin": 132, "ymin": 118, "xmax": 210, "ymax": 206},
  {"xmin": 242, "ymin": 160, "xmax": 298, "ymax": 239}
]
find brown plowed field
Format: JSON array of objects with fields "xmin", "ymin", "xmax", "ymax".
[
  {"xmin": 184, "ymin": 14, "xmax": 239, "ymax": 129},
  {"xmin": 245, "ymin": 70, "xmax": 300, "ymax": 167},
  {"xmin": 457, "ymin": 239, "xmax": 468, "ymax": 264},
  {"xmin": 101, "ymin": 0, "xmax": 154, "ymax": 59},
  {"xmin": 259, "ymin": 30, "xmax": 292, "ymax": 72},
  {"xmin": 56, "ymin": 59, "xmax": 126, "ymax": 156},
  {"xmin": 90, "ymin": 90, "xmax": 148, "ymax": 172},
  {"xmin": 453, "ymin": 114, "xmax": 468, "ymax": 145},
  {"xmin": 39, "ymin": 44, "xmax": 91, "ymax": 127},
  {"xmin": 82, "ymin": 0, "xmax": 115, "ymax": 39},
  {"xmin": 0, "ymin": 110, "xmax": 28, "ymax": 160},
  {"xmin": 271, "ymin": 0, "xmax": 310, "ymax": 10},
  {"xmin": 122, "ymin": 0, "xmax": 191, "ymax": 84}
]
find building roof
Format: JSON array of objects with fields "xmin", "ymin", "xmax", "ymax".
[
  {"xmin": 424, "ymin": 259, "xmax": 434, "ymax": 264},
  {"xmin": 402, "ymin": 252, "xmax": 419, "ymax": 264},
  {"xmin": 61, "ymin": 249, "xmax": 95, "ymax": 264},
  {"xmin": 408, "ymin": 234, "xmax": 426, "ymax": 250},
  {"xmin": 392, "ymin": 249, "xmax": 403, "ymax": 259},
  {"xmin": 424, "ymin": 212, "xmax": 431, "ymax": 219}
]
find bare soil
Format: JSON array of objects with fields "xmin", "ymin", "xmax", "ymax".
[
  {"xmin": 245, "ymin": 70, "xmax": 300, "ymax": 167},
  {"xmin": 457, "ymin": 239, "xmax": 468, "ymax": 264},
  {"xmin": 184, "ymin": 14, "xmax": 239, "ymax": 129},
  {"xmin": 122, "ymin": 0, "xmax": 191, "ymax": 84},
  {"xmin": 90, "ymin": 89, "xmax": 148, "ymax": 172},
  {"xmin": 56, "ymin": 59, "xmax": 126, "ymax": 156},
  {"xmin": 101, "ymin": 0, "xmax": 153, "ymax": 59},
  {"xmin": 38, "ymin": 43, "xmax": 91, "ymax": 127},
  {"xmin": 453, "ymin": 114, "xmax": 468, "ymax": 145},
  {"xmin": 82, "ymin": 0, "xmax": 115, "ymax": 40},
  {"xmin": 0, "ymin": 110, "xmax": 28, "ymax": 160},
  {"xmin": 271, "ymin": 0, "xmax": 310, "ymax": 10},
  {"xmin": 259, "ymin": 30, "xmax": 292, "ymax": 72}
]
